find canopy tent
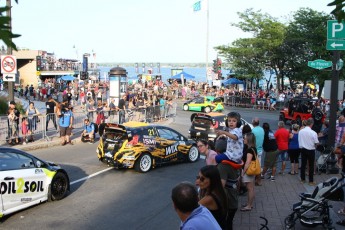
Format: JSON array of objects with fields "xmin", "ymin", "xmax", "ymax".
[
  {"xmin": 57, "ymin": 75, "xmax": 75, "ymax": 81},
  {"xmin": 170, "ymin": 71, "xmax": 195, "ymax": 80},
  {"xmin": 222, "ymin": 78, "xmax": 244, "ymax": 86}
]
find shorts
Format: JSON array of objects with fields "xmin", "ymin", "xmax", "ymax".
[
  {"xmin": 60, "ymin": 126, "xmax": 72, "ymax": 136},
  {"xmin": 278, "ymin": 150, "xmax": 288, "ymax": 161},
  {"xmin": 242, "ymin": 173, "xmax": 255, "ymax": 183},
  {"xmin": 264, "ymin": 150, "xmax": 279, "ymax": 168}
]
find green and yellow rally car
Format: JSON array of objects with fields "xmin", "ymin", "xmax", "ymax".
[
  {"xmin": 0, "ymin": 147, "xmax": 70, "ymax": 219},
  {"xmin": 96, "ymin": 121, "xmax": 199, "ymax": 173},
  {"xmin": 183, "ymin": 96, "xmax": 224, "ymax": 113}
]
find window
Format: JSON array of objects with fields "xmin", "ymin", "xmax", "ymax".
[
  {"xmin": 0, "ymin": 151, "xmax": 35, "ymax": 171},
  {"xmin": 157, "ymin": 128, "xmax": 181, "ymax": 141}
]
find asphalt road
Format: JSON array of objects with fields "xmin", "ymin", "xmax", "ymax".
[{"xmin": 1, "ymin": 106, "xmax": 282, "ymax": 229}]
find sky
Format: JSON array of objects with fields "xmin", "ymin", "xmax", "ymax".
[{"xmin": 2, "ymin": 0, "xmax": 333, "ymax": 63}]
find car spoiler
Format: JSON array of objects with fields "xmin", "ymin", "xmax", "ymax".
[
  {"xmin": 190, "ymin": 113, "xmax": 212, "ymax": 122},
  {"xmin": 99, "ymin": 123, "xmax": 127, "ymax": 137}
]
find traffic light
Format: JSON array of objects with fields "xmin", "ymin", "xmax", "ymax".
[
  {"xmin": 80, "ymin": 71, "xmax": 88, "ymax": 80},
  {"xmin": 36, "ymin": 56, "xmax": 42, "ymax": 71},
  {"xmin": 213, "ymin": 59, "xmax": 217, "ymax": 73},
  {"xmin": 217, "ymin": 58, "xmax": 222, "ymax": 79}
]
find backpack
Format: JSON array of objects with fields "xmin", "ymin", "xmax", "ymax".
[{"xmin": 91, "ymin": 122, "xmax": 98, "ymax": 133}]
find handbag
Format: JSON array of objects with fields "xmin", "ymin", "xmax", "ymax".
[{"xmin": 246, "ymin": 148, "xmax": 261, "ymax": 176}]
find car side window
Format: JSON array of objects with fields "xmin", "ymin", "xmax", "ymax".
[
  {"xmin": 0, "ymin": 151, "xmax": 35, "ymax": 171},
  {"xmin": 157, "ymin": 128, "xmax": 181, "ymax": 141},
  {"xmin": 195, "ymin": 98, "xmax": 204, "ymax": 103}
]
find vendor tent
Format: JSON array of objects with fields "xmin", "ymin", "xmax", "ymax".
[
  {"xmin": 58, "ymin": 75, "xmax": 75, "ymax": 81},
  {"xmin": 222, "ymin": 78, "xmax": 244, "ymax": 86},
  {"xmin": 170, "ymin": 71, "xmax": 195, "ymax": 80}
]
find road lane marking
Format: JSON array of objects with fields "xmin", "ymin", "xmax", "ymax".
[{"xmin": 70, "ymin": 167, "xmax": 113, "ymax": 185}]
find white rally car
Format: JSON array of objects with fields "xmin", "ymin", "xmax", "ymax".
[{"xmin": 0, "ymin": 147, "xmax": 70, "ymax": 219}]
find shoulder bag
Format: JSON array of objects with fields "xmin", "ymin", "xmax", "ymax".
[{"xmin": 246, "ymin": 148, "xmax": 261, "ymax": 176}]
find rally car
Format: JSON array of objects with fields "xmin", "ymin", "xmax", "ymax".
[
  {"xmin": 0, "ymin": 147, "xmax": 70, "ymax": 219},
  {"xmin": 96, "ymin": 121, "xmax": 199, "ymax": 173},
  {"xmin": 189, "ymin": 112, "xmax": 253, "ymax": 141},
  {"xmin": 183, "ymin": 96, "xmax": 224, "ymax": 113}
]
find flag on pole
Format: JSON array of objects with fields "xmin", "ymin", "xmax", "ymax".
[{"xmin": 193, "ymin": 1, "xmax": 201, "ymax": 12}]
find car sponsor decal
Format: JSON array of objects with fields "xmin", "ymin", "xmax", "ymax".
[
  {"xmin": 35, "ymin": 169, "xmax": 44, "ymax": 174},
  {"xmin": 21, "ymin": 197, "xmax": 32, "ymax": 203},
  {"xmin": 0, "ymin": 178, "xmax": 44, "ymax": 194}
]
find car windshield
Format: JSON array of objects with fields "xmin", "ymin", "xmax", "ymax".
[{"xmin": 193, "ymin": 117, "xmax": 212, "ymax": 125}]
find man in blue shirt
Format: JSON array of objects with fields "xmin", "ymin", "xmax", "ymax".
[
  {"xmin": 81, "ymin": 118, "xmax": 95, "ymax": 143},
  {"xmin": 171, "ymin": 182, "xmax": 221, "ymax": 230},
  {"xmin": 57, "ymin": 103, "xmax": 74, "ymax": 146}
]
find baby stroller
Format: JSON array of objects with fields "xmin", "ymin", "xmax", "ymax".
[
  {"xmin": 316, "ymin": 145, "xmax": 338, "ymax": 175},
  {"xmin": 284, "ymin": 173, "xmax": 345, "ymax": 230}
]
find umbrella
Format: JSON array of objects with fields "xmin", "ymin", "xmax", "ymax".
[
  {"xmin": 222, "ymin": 78, "xmax": 244, "ymax": 86},
  {"xmin": 58, "ymin": 75, "xmax": 75, "ymax": 81},
  {"xmin": 170, "ymin": 71, "xmax": 195, "ymax": 80}
]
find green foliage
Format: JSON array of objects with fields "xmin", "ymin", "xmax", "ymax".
[
  {"xmin": 0, "ymin": 96, "xmax": 25, "ymax": 115},
  {"xmin": 328, "ymin": 0, "xmax": 345, "ymax": 21},
  {"xmin": 0, "ymin": 1, "xmax": 21, "ymax": 51}
]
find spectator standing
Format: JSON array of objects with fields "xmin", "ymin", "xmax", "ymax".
[
  {"xmin": 241, "ymin": 133, "xmax": 257, "ymax": 212},
  {"xmin": 7, "ymin": 101, "xmax": 20, "ymax": 143},
  {"xmin": 274, "ymin": 121, "xmax": 290, "ymax": 174},
  {"xmin": 57, "ymin": 103, "xmax": 74, "ymax": 146},
  {"xmin": 86, "ymin": 99, "xmax": 96, "ymax": 122},
  {"xmin": 251, "ymin": 117, "xmax": 264, "ymax": 186},
  {"xmin": 288, "ymin": 124, "xmax": 300, "ymax": 175},
  {"xmin": 261, "ymin": 122, "xmax": 279, "ymax": 181},
  {"xmin": 171, "ymin": 182, "xmax": 221, "ymax": 230},
  {"xmin": 197, "ymin": 140, "xmax": 217, "ymax": 165},
  {"xmin": 335, "ymin": 116, "xmax": 345, "ymax": 146},
  {"xmin": 196, "ymin": 165, "xmax": 228, "ymax": 229},
  {"xmin": 118, "ymin": 94, "xmax": 126, "ymax": 124},
  {"xmin": 45, "ymin": 95, "xmax": 58, "ymax": 131},
  {"xmin": 298, "ymin": 118, "xmax": 319, "ymax": 186},
  {"xmin": 26, "ymin": 102, "xmax": 40, "ymax": 141}
]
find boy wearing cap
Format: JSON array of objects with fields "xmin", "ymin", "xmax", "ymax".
[{"xmin": 7, "ymin": 101, "xmax": 20, "ymax": 144}]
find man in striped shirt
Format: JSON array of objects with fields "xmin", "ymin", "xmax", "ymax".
[{"xmin": 336, "ymin": 116, "xmax": 345, "ymax": 146}]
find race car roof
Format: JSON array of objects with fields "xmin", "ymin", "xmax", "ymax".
[{"xmin": 122, "ymin": 121, "xmax": 148, "ymax": 127}]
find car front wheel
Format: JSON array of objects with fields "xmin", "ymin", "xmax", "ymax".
[
  {"xmin": 204, "ymin": 107, "xmax": 211, "ymax": 113},
  {"xmin": 183, "ymin": 104, "xmax": 189, "ymax": 111},
  {"xmin": 135, "ymin": 153, "xmax": 152, "ymax": 173},
  {"xmin": 50, "ymin": 172, "xmax": 69, "ymax": 201},
  {"xmin": 187, "ymin": 146, "xmax": 199, "ymax": 162}
]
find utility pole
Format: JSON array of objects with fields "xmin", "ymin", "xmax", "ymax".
[{"xmin": 6, "ymin": 0, "xmax": 14, "ymax": 101}]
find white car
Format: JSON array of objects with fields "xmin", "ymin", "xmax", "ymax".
[{"xmin": 0, "ymin": 147, "xmax": 70, "ymax": 219}]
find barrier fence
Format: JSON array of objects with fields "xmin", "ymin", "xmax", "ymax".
[
  {"xmin": 0, "ymin": 103, "xmax": 177, "ymax": 145},
  {"xmin": 223, "ymin": 95, "xmax": 286, "ymax": 110}
]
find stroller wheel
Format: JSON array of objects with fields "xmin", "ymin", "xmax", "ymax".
[{"xmin": 284, "ymin": 215, "xmax": 295, "ymax": 230}]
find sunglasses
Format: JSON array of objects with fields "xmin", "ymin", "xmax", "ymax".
[{"xmin": 196, "ymin": 175, "xmax": 206, "ymax": 182}]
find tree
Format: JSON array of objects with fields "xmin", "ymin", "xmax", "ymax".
[
  {"xmin": 215, "ymin": 9, "xmax": 286, "ymax": 90},
  {"xmin": 0, "ymin": 0, "xmax": 20, "ymax": 50},
  {"xmin": 329, "ymin": 0, "xmax": 345, "ymax": 21}
]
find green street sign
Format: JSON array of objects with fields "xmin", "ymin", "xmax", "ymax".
[
  {"xmin": 326, "ymin": 39, "xmax": 345, "ymax": 50},
  {"xmin": 307, "ymin": 59, "xmax": 332, "ymax": 69},
  {"xmin": 327, "ymin": 20, "xmax": 345, "ymax": 39}
]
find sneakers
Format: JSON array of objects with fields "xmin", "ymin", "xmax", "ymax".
[
  {"xmin": 300, "ymin": 180, "xmax": 306, "ymax": 184},
  {"xmin": 261, "ymin": 174, "xmax": 265, "ymax": 179},
  {"xmin": 308, "ymin": 182, "xmax": 316, "ymax": 186},
  {"xmin": 270, "ymin": 176, "xmax": 275, "ymax": 181}
]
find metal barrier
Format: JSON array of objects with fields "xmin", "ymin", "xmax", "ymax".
[
  {"xmin": 0, "ymin": 103, "xmax": 178, "ymax": 145},
  {"xmin": 223, "ymin": 95, "xmax": 285, "ymax": 110}
]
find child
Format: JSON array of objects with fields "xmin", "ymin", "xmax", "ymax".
[
  {"xmin": 22, "ymin": 117, "xmax": 31, "ymax": 144},
  {"xmin": 215, "ymin": 112, "xmax": 244, "ymax": 164},
  {"xmin": 8, "ymin": 108, "xmax": 19, "ymax": 144}
]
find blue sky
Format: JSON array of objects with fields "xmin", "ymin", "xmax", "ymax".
[{"xmin": 4, "ymin": 0, "xmax": 332, "ymax": 63}]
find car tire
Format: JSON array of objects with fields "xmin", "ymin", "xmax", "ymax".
[
  {"xmin": 135, "ymin": 153, "xmax": 152, "ymax": 173},
  {"xmin": 313, "ymin": 111, "xmax": 323, "ymax": 121},
  {"xmin": 50, "ymin": 172, "xmax": 69, "ymax": 201},
  {"xmin": 183, "ymin": 104, "xmax": 189, "ymax": 111},
  {"xmin": 204, "ymin": 107, "xmax": 211, "ymax": 113},
  {"xmin": 187, "ymin": 146, "xmax": 199, "ymax": 163}
]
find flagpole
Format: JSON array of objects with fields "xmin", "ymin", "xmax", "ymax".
[{"xmin": 205, "ymin": 0, "xmax": 209, "ymax": 82}]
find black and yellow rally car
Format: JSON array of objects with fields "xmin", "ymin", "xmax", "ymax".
[{"xmin": 96, "ymin": 121, "xmax": 199, "ymax": 173}]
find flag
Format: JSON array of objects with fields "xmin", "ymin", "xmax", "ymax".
[{"xmin": 193, "ymin": 1, "xmax": 201, "ymax": 12}]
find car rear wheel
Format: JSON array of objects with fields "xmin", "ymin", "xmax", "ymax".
[
  {"xmin": 204, "ymin": 107, "xmax": 211, "ymax": 113},
  {"xmin": 50, "ymin": 172, "xmax": 69, "ymax": 201},
  {"xmin": 183, "ymin": 104, "xmax": 189, "ymax": 111},
  {"xmin": 313, "ymin": 111, "xmax": 323, "ymax": 121},
  {"xmin": 187, "ymin": 146, "xmax": 199, "ymax": 162},
  {"xmin": 135, "ymin": 153, "xmax": 152, "ymax": 173}
]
